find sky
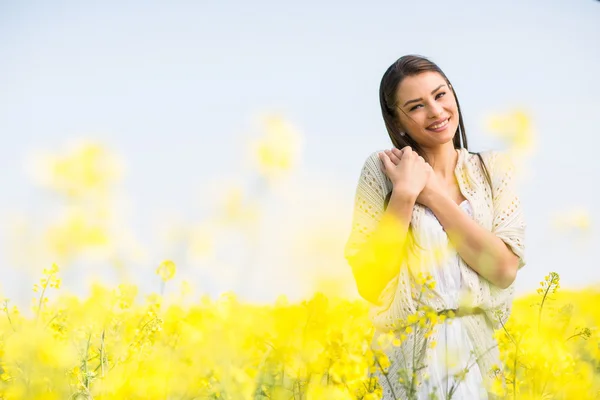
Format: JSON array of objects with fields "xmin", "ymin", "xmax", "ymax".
[{"xmin": 1, "ymin": 0, "xmax": 599, "ymax": 307}]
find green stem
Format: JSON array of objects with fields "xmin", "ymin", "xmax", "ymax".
[
  {"xmin": 537, "ymin": 284, "xmax": 551, "ymax": 332},
  {"xmin": 565, "ymin": 332, "xmax": 585, "ymax": 342},
  {"xmin": 84, "ymin": 332, "xmax": 92, "ymax": 390},
  {"xmin": 35, "ymin": 275, "xmax": 52, "ymax": 324},
  {"xmin": 513, "ymin": 340, "xmax": 518, "ymax": 400},
  {"xmin": 373, "ymin": 354, "xmax": 398, "ymax": 400},
  {"xmin": 100, "ymin": 329, "xmax": 106, "ymax": 378},
  {"xmin": 3, "ymin": 300, "xmax": 16, "ymax": 332}
]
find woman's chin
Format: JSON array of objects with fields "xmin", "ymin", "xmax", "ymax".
[{"xmin": 429, "ymin": 129, "xmax": 455, "ymax": 144}]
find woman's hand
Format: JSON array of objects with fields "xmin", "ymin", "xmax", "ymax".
[
  {"xmin": 379, "ymin": 147, "xmax": 447, "ymax": 208},
  {"xmin": 378, "ymin": 147, "xmax": 430, "ymax": 201}
]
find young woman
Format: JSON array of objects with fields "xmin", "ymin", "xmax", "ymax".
[{"xmin": 344, "ymin": 55, "xmax": 526, "ymax": 399}]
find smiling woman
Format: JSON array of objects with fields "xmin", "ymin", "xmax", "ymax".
[{"xmin": 344, "ymin": 55, "xmax": 527, "ymax": 399}]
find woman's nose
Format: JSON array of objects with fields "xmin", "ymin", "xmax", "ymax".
[{"xmin": 428, "ymin": 102, "xmax": 444, "ymax": 118}]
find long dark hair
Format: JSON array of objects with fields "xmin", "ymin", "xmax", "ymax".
[{"xmin": 379, "ymin": 54, "xmax": 492, "ymax": 209}]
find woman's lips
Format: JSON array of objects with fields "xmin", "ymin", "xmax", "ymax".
[{"xmin": 427, "ymin": 117, "xmax": 450, "ymax": 132}]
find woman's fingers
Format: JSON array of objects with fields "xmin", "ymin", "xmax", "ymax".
[
  {"xmin": 402, "ymin": 147, "xmax": 416, "ymax": 161},
  {"xmin": 379, "ymin": 146, "xmax": 426, "ymax": 174},
  {"xmin": 391, "ymin": 147, "xmax": 403, "ymax": 159},
  {"xmin": 378, "ymin": 152, "xmax": 393, "ymax": 172},
  {"xmin": 384, "ymin": 149, "xmax": 401, "ymax": 165}
]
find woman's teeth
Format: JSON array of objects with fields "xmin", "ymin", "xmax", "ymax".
[{"xmin": 429, "ymin": 119, "xmax": 449, "ymax": 130}]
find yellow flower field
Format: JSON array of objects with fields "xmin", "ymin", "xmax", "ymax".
[{"xmin": 1, "ymin": 264, "xmax": 599, "ymax": 399}]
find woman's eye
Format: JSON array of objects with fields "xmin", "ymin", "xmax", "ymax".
[{"xmin": 409, "ymin": 92, "xmax": 446, "ymax": 111}]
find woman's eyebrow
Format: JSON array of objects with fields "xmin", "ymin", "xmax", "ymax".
[{"xmin": 402, "ymin": 84, "xmax": 446, "ymax": 107}]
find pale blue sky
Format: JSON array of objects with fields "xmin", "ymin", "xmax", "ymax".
[{"xmin": 1, "ymin": 0, "xmax": 599, "ymax": 306}]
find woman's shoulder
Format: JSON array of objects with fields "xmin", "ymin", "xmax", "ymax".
[
  {"xmin": 356, "ymin": 149, "xmax": 393, "ymax": 192},
  {"xmin": 465, "ymin": 148, "xmax": 502, "ymax": 160},
  {"xmin": 363, "ymin": 149, "xmax": 386, "ymax": 164},
  {"xmin": 465, "ymin": 148, "xmax": 514, "ymax": 174},
  {"xmin": 358, "ymin": 149, "xmax": 387, "ymax": 174}
]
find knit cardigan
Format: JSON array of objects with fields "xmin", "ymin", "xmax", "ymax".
[{"xmin": 344, "ymin": 147, "xmax": 526, "ymax": 396}]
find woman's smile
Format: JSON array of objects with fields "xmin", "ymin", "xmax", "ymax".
[{"xmin": 427, "ymin": 117, "xmax": 450, "ymax": 132}]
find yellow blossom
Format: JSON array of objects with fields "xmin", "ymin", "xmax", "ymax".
[{"xmin": 156, "ymin": 260, "xmax": 176, "ymax": 282}]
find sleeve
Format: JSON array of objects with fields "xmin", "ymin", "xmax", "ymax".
[
  {"xmin": 484, "ymin": 150, "xmax": 527, "ymax": 270},
  {"xmin": 343, "ymin": 151, "xmax": 390, "ymax": 264},
  {"xmin": 343, "ymin": 152, "xmax": 415, "ymax": 332}
]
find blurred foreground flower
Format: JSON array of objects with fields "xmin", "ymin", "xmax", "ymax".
[
  {"xmin": 551, "ymin": 207, "xmax": 592, "ymax": 234},
  {"xmin": 156, "ymin": 260, "xmax": 177, "ymax": 282},
  {"xmin": 10, "ymin": 139, "xmax": 148, "ymax": 273},
  {"xmin": 485, "ymin": 109, "xmax": 536, "ymax": 155},
  {"xmin": 247, "ymin": 113, "xmax": 304, "ymax": 183},
  {"xmin": 44, "ymin": 206, "xmax": 111, "ymax": 262},
  {"xmin": 185, "ymin": 225, "xmax": 215, "ymax": 261},
  {"xmin": 215, "ymin": 183, "xmax": 261, "ymax": 228},
  {"xmin": 28, "ymin": 140, "xmax": 124, "ymax": 199}
]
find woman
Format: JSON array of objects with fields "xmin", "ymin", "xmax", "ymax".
[{"xmin": 344, "ymin": 55, "xmax": 526, "ymax": 399}]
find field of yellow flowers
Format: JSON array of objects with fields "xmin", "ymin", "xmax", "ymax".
[
  {"xmin": 1, "ymin": 113, "xmax": 598, "ymax": 399},
  {"xmin": 1, "ymin": 265, "xmax": 600, "ymax": 399}
]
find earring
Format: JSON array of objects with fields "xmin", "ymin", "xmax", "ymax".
[{"xmin": 400, "ymin": 131, "xmax": 405, "ymax": 136}]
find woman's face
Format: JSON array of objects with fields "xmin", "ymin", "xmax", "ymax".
[{"xmin": 394, "ymin": 71, "xmax": 459, "ymax": 149}]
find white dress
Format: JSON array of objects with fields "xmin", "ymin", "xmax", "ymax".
[{"xmin": 375, "ymin": 199, "xmax": 489, "ymax": 399}]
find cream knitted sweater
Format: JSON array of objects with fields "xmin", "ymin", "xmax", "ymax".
[{"xmin": 344, "ymin": 147, "xmax": 526, "ymax": 396}]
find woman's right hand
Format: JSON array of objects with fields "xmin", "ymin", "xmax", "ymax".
[{"xmin": 378, "ymin": 146, "xmax": 431, "ymax": 199}]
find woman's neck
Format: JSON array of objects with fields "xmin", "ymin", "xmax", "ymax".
[{"xmin": 424, "ymin": 144, "xmax": 459, "ymax": 180}]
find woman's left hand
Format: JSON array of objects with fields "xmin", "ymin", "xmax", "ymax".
[{"xmin": 381, "ymin": 148, "xmax": 445, "ymax": 208}]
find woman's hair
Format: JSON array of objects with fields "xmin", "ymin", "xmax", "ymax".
[{"xmin": 379, "ymin": 54, "xmax": 468, "ymax": 163}]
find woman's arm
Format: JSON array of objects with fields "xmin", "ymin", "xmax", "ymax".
[
  {"xmin": 427, "ymin": 193, "xmax": 519, "ymax": 289},
  {"xmin": 424, "ymin": 151, "xmax": 526, "ymax": 289}
]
